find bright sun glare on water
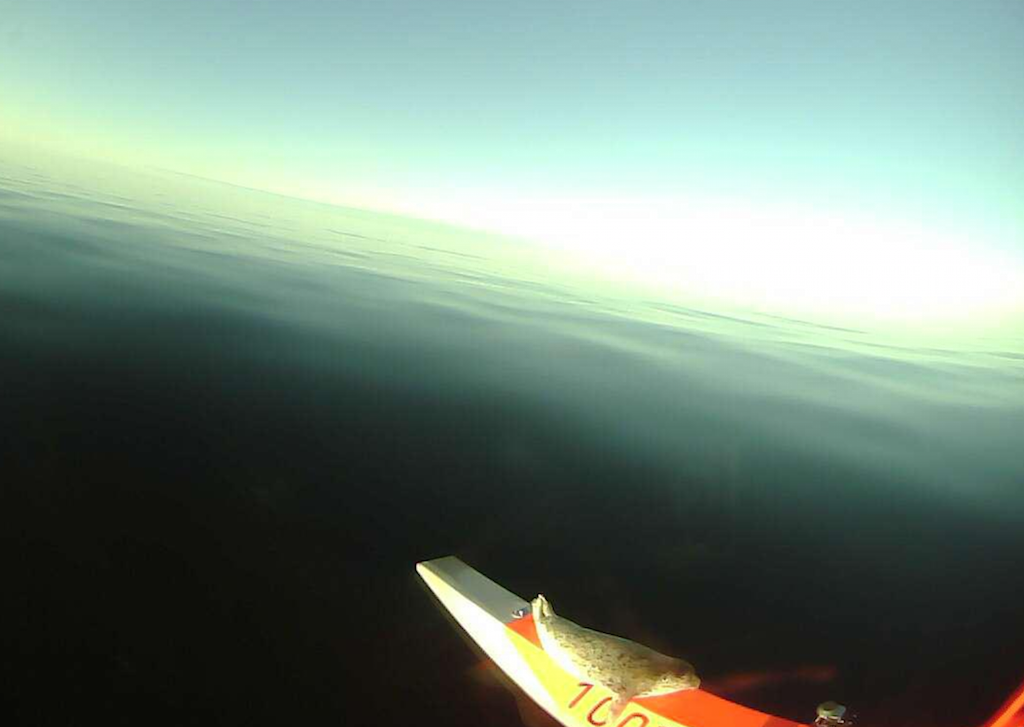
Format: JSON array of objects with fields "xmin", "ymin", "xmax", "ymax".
[{"xmin": 370, "ymin": 189, "xmax": 1024, "ymax": 335}]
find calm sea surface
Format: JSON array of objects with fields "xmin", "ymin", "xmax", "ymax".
[{"xmin": 2, "ymin": 151, "xmax": 1023, "ymax": 727}]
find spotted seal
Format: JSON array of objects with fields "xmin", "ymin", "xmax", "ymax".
[{"xmin": 531, "ymin": 594, "xmax": 700, "ymax": 722}]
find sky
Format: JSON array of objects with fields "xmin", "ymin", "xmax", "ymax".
[{"xmin": 2, "ymin": 0, "xmax": 1023, "ymax": 328}]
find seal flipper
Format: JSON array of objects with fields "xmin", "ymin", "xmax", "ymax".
[{"xmin": 606, "ymin": 690, "xmax": 634, "ymax": 725}]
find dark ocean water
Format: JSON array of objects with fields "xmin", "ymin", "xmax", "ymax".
[{"xmin": 2, "ymin": 151, "xmax": 1023, "ymax": 727}]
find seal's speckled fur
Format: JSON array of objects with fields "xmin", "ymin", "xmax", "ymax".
[{"xmin": 532, "ymin": 594, "xmax": 699, "ymax": 721}]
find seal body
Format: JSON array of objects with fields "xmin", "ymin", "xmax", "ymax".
[{"xmin": 531, "ymin": 594, "xmax": 699, "ymax": 719}]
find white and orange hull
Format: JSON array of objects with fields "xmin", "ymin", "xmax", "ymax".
[{"xmin": 416, "ymin": 556, "xmax": 807, "ymax": 727}]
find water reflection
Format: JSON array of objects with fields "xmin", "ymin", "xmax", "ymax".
[{"xmin": 2, "ymin": 153, "xmax": 1022, "ymax": 727}]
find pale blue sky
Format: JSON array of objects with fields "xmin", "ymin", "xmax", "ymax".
[{"xmin": 2, "ymin": 0, "xmax": 1023, "ymax": 324}]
